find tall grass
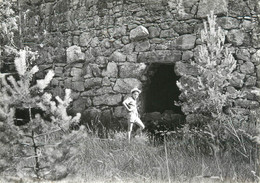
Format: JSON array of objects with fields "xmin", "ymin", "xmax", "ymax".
[
  {"xmin": 47, "ymin": 131, "xmax": 257, "ymax": 183},
  {"xmin": 1, "ymin": 128, "xmax": 258, "ymax": 183}
]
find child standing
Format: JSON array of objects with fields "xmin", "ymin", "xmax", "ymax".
[{"xmin": 123, "ymin": 88, "xmax": 145, "ymax": 143}]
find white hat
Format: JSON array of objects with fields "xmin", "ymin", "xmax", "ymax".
[{"xmin": 131, "ymin": 87, "xmax": 141, "ymax": 94}]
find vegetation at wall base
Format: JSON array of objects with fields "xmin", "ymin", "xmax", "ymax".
[{"xmin": 0, "ymin": 131, "xmax": 258, "ymax": 183}]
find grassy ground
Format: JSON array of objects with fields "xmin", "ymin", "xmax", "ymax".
[{"xmin": 0, "ymin": 132, "xmax": 258, "ymax": 183}]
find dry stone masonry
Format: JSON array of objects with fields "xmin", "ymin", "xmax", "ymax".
[{"xmin": 20, "ymin": 0, "xmax": 260, "ymax": 125}]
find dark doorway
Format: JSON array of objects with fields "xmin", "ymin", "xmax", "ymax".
[{"xmin": 145, "ymin": 64, "xmax": 182, "ymax": 114}]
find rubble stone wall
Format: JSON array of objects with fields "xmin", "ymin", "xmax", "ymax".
[{"xmin": 20, "ymin": 0, "xmax": 260, "ymax": 125}]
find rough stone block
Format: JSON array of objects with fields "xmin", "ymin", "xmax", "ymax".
[
  {"xmin": 217, "ymin": 17, "xmax": 240, "ymax": 30},
  {"xmin": 96, "ymin": 87, "xmax": 114, "ymax": 95},
  {"xmin": 173, "ymin": 34, "xmax": 197, "ymax": 50},
  {"xmin": 79, "ymin": 32, "xmax": 92, "ymax": 46},
  {"xmin": 160, "ymin": 22, "xmax": 172, "ymax": 30},
  {"xmin": 101, "ymin": 38, "xmax": 111, "ymax": 48},
  {"xmin": 236, "ymin": 49, "xmax": 250, "ymax": 62},
  {"xmin": 153, "ymin": 42, "xmax": 171, "ymax": 50},
  {"xmin": 228, "ymin": 0, "xmax": 251, "ymax": 17},
  {"xmin": 73, "ymin": 36, "xmax": 79, "ymax": 45},
  {"xmin": 174, "ymin": 62, "xmax": 198, "ymax": 76},
  {"xmin": 51, "ymin": 78, "xmax": 59, "ymax": 86},
  {"xmin": 102, "ymin": 62, "xmax": 118, "ymax": 78},
  {"xmin": 122, "ymin": 36, "xmax": 130, "ymax": 44},
  {"xmin": 81, "ymin": 87, "xmax": 114, "ymax": 97},
  {"xmin": 93, "ymin": 94, "xmax": 122, "ymax": 106},
  {"xmin": 112, "ymin": 26, "xmax": 127, "ymax": 38},
  {"xmin": 241, "ymin": 20, "xmax": 254, "ymax": 32},
  {"xmin": 64, "ymin": 78, "xmax": 72, "ymax": 88},
  {"xmin": 71, "ymin": 67, "xmax": 82, "ymax": 77},
  {"xmin": 182, "ymin": 0, "xmax": 198, "ymax": 9},
  {"xmin": 71, "ymin": 91, "xmax": 80, "ymax": 100},
  {"xmin": 85, "ymin": 49, "xmax": 95, "ymax": 62},
  {"xmin": 73, "ymin": 63, "xmax": 84, "ymax": 68},
  {"xmin": 96, "ymin": 56, "xmax": 108, "ymax": 65},
  {"xmin": 252, "ymin": 50, "xmax": 260, "ymax": 66},
  {"xmin": 122, "ymin": 43, "xmax": 134, "ymax": 55},
  {"xmin": 257, "ymin": 65, "xmax": 260, "ymax": 81},
  {"xmin": 113, "ymin": 39, "xmax": 124, "ymax": 49},
  {"xmin": 109, "ymin": 51, "xmax": 126, "ymax": 62},
  {"xmin": 182, "ymin": 51, "xmax": 194, "ymax": 60},
  {"xmin": 197, "ymin": 0, "xmax": 228, "ymax": 18},
  {"xmin": 227, "ymin": 30, "xmax": 245, "ymax": 46},
  {"xmin": 127, "ymin": 54, "xmax": 137, "ymax": 62},
  {"xmin": 252, "ymin": 28, "xmax": 260, "ymax": 48},
  {"xmin": 102, "ymin": 77, "xmax": 111, "ymax": 86},
  {"xmin": 135, "ymin": 40, "xmax": 150, "ymax": 52},
  {"xmin": 148, "ymin": 26, "xmax": 160, "ymax": 38},
  {"xmin": 89, "ymin": 64, "xmax": 102, "ymax": 77},
  {"xmin": 130, "ymin": 25, "xmax": 149, "ymax": 41},
  {"xmin": 72, "ymin": 81, "xmax": 85, "ymax": 92},
  {"xmin": 245, "ymin": 76, "xmax": 257, "ymax": 87},
  {"xmin": 138, "ymin": 50, "xmax": 182, "ymax": 63},
  {"xmin": 119, "ymin": 63, "xmax": 146, "ymax": 78},
  {"xmin": 173, "ymin": 21, "xmax": 196, "ymax": 34},
  {"xmin": 83, "ymin": 65, "xmax": 93, "ymax": 79},
  {"xmin": 160, "ymin": 29, "xmax": 177, "ymax": 38},
  {"xmin": 90, "ymin": 37, "xmax": 100, "ymax": 47},
  {"xmin": 113, "ymin": 78, "xmax": 142, "ymax": 93},
  {"xmin": 230, "ymin": 72, "xmax": 245, "ymax": 88},
  {"xmin": 84, "ymin": 78, "xmax": 102, "ymax": 89},
  {"xmin": 240, "ymin": 62, "xmax": 254, "ymax": 74},
  {"xmin": 66, "ymin": 45, "xmax": 85, "ymax": 63},
  {"xmin": 54, "ymin": 67, "xmax": 63, "ymax": 76},
  {"xmin": 72, "ymin": 97, "xmax": 90, "ymax": 112}
]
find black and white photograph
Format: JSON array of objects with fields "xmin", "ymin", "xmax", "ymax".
[{"xmin": 0, "ymin": 0, "xmax": 260, "ymax": 182}]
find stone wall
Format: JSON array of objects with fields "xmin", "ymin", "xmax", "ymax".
[{"xmin": 20, "ymin": 0, "xmax": 260, "ymax": 125}]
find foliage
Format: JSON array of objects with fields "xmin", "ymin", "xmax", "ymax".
[
  {"xmin": 176, "ymin": 11, "xmax": 241, "ymax": 122},
  {"xmin": 3, "ymin": 132, "xmax": 256, "ymax": 183},
  {"xmin": 0, "ymin": 0, "xmax": 18, "ymax": 48},
  {"xmin": 0, "ymin": 40, "xmax": 81, "ymax": 180},
  {"xmin": 0, "ymin": 1, "xmax": 85, "ymax": 179}
]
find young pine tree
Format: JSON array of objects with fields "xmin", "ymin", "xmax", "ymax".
[
  {"xmin": 0, "ymin": 48, "xmax": 82, "ymax": 179},
  {"xmin": 176, "ymin": 11, "xmax": 241, "ymax": 124}
]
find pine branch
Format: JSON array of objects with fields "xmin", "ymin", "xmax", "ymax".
[{"xmin": 14, "ymin": 50, "xmax": 27, "ymax": 76}]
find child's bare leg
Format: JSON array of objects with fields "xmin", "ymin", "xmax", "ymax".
[
  {"xmin": 127, "ymin": 122, "xmax": 134, "ymax": 143},
  {"xmin": 135, "ymin": 118, "xmax": 145, "ymax": 136}
]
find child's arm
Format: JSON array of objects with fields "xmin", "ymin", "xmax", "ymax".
[{"xmin": 123, "ymin": 99, "xmax": 133, "ymax": 112}]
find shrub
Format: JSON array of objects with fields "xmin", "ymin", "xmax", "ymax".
[
  {"xmin": 176, "ymin": 11, "xmax": 242, "ymax": 124},
  {"xmin": 0, "ymin": 44, "xmax": 81, "ymax": 180}
]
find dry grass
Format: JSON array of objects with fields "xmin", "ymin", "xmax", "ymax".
[
  {"xmin": 56, "ymin": 132, "xmax": 258, "ymax": 182},
  {"xmin": 0, "ymin": 131, "xmax": 258, "ymax": 183}
]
